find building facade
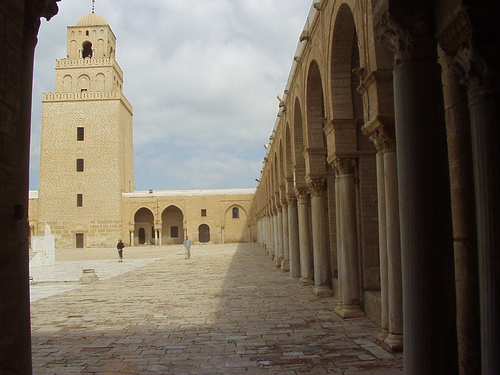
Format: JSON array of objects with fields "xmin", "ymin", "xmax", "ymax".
[{"xmin": 29, "ymin": 13, "xmax": 255, "ymax": 248}]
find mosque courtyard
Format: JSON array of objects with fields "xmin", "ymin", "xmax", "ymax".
[{"xmin": 30, "ymin": 243, "xmax": 403, "ymax": 374}]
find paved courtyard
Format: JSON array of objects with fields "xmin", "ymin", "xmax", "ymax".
[{"xmin": 30, "ymin": 243, "xmax": 403, "ymax": 374}]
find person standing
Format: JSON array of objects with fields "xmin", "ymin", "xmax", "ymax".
[
  {"xmin": 183, "ymin": 236, "xmax": 192, "ymax": 259},
  {"xmin": 117, "ymin": 239, "xmax": 124, "ymax": 262}
]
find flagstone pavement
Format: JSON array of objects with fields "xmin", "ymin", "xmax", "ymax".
[{"xmin": 30, "ymin": 243, "xmax": 403, "ymax": 374}]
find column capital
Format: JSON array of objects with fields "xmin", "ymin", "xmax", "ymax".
[
  {"xmin": 295, "ymin": 186, "xmax": 309, "ymax": 198},
  {"xmin": 281, "ymin": 197, "xmax": 288, "ymax": 208},
  {"xmin": 307, "ymin": 178, "xmax": 326, "ymax": 198},
  {"xmin": 294, "ymin": 186, "xmax": 310, "ymax": 200},
  {"xmin": 333, "ymin": 158, "xmax": 356, "ymax": 176},
  {"xmin": 375, "ymin": 7, "xmax": 437, "ymax": 65},
  {"xmin": 286, "ymin": 194, "xmax": 298, "ymax": 207},
  {"xmin": 370, "ymin": 126, "xmax": 397, "ymax": 153},
  {"xmin": 275, "ymin": 200, "xmax": 282, "ymax": 212},
  {"xmin": 453, "ymin": 42, "xmax": 500, "ymax": 99},
  {"xmin": 436, "ymin": 9, "xmax": 473, "ymax": 57}
]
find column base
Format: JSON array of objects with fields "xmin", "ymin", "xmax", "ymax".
[
  {"xmin": 335, "ymin": 302, "xmax": 344, "ymax": 314},
  {"xmin": 376, "ymin": 328, "xmax": 389, "ymax": 346},
  {"xmin": 300, "ymin": 277, "xmax": 313, "ymax": 286},
  {"xmin": 314, "ymin": 285, "xmax": 332, "ymax": 298},
  {"xmin": 281, "ymin": 259, "xmax": 290, "ymax": 272},
  {"xmin": 336, "ymin": 304, "xmax": 365, "ymax": 318},
  {"xmin": 381, "ymin": 333, "xmax": 403, "ymax": 353},
  {"xmin": 275, "ymin": 256, "xmax": 283, "ymax": 268}
]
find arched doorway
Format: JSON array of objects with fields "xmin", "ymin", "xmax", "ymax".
[
  {"xmin": 138, "ymin": 227, "xmax": 146, "ymax": 244},
  {"xmin": 134, "ymin": 207, "xmax": 154, "ymax": 245},
  {"xmin": 199, "ymin": 224, "xmax": 210, "ymax": 243},
  {"xmin": 161, "ymin": 205, "xmax": 184, "ymax": 244}
]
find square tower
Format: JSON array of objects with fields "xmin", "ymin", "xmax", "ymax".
[{"xmin": 38, "ymin": 13, "xmax": 134, "ymax": 248}]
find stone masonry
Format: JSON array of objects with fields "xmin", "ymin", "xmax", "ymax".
[{"xmin": 31, "ymin": 243, "xmax": 403, "ymax": 374}]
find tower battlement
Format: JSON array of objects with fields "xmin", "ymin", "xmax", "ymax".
[
  {"xmin": 42, "ymin": 90, "xmax": 132, "ymax": 113},
  {"xmin": 56, "ymin": 57, "xmax": 123, "ymax": 76}
]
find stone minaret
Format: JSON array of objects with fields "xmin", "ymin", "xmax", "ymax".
[{"xmin": 38, "ymin": 13, "xmax": 134, "ymax": 248}]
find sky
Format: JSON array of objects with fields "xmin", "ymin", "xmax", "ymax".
[{"xmin": 30, "ymin": 0, "xmax": 313, "ymax": 191}]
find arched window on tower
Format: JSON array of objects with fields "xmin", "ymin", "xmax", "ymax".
[
  {"xmin": 82, "ymin": 41, "xmax": 93, "ymax": 58},
  {"xmin": 232, "ymin": 207, "xmax": 239, "ymax": 219}
]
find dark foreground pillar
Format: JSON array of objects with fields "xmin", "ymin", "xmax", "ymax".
[
  {"xmin": 383, "ymin": 3, "xmax": 458, "ymax": 373},
  {"xmin": 461, "ymin": 44, "xmax": 500, "ymax": 375},
  {"xmin": 0, "ymin": 2, "xmax": 59, "ymax": 374}
]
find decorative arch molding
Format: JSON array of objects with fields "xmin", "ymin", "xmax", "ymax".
[
  {"xmin": 224, "ymin": 204, "xmax": 248, "ymax": 219},
  {"xmin": 160, "ymin": 204, "xmax": 185, "ymax": 218}
]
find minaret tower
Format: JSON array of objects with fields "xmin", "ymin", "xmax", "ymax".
[{"xmin": 38, "ymin": 12, "xmax": 134, "ymax": 248}]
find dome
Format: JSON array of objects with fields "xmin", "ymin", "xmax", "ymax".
[{"xmin": 76, "ymin": 13, "xmax": 108, "ymax": 27}]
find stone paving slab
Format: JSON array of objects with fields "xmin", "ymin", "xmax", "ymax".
[
  {"xmin": 30, "ymin": 258, "xmax": 159, "ymax": 302},
  {"xmin": 30, "ymin": 243, "xmax": 403, "ymax": 374}
]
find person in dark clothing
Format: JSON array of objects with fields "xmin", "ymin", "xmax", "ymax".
[{"xmin": 117, "ymin": 239, "xmax": 124, "ymax": 262}]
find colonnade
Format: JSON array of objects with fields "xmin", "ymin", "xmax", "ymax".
[{"xmin": 251, "ymin": 1, "xmax": 499, "ymax": 374}]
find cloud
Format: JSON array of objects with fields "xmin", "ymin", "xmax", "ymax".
[{"xmin": 31, "ymin": 0, "xmax": 312, "ymax": 191}]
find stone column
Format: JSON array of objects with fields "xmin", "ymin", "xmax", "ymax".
[
  {"xmin": 381, "ymin": 6, "xmax": 458, "ymax": 373},
  {"xmin": 334, "ymin": 159, "xmax": 364, "ymax": 317},
  {"xmin": 267, "ymin": 213, "xmax": 272, "ymax": 252},
  {"xmin": 264, "ymin": 216, "xmax": 268, "ymax": 248},
  {"xmin": 308, "ymin": 178, "xmax": 332, "ymax": 297},
  {"xmin": 367, "ymin": 126, "xmax": 403, "ymax": 351},
  {"xmin": 438, "ymin": 48, "xmax": 481, "ymax": 374},
  {"xmin": 451, "ymin": 18, "xmax": 500, "ymax": 372},
  {"xmin": 130, "ymin": 230, "xmax": 134, "ymax": 246},
  {"xmin": 375, "ymin": 146, "xmax": 389, "ymax": 342},
  {"xmin": 281, "ymin": 199, "xmax": 290, "ymax": 271},
  {"xmin": 276, "ymin": 203, "xmax": 284, "ymax": 267},
  {"xmin": 296, "ymin": 187, "xmax": 313, "ymax": 286},
  {"xmin": 287, "ymin": 194, "xmax": 300, "ymax": 278},
  {"xmin": 257, "ymin": 218, "xmax": 264, "ymax": 246},
  {"xmin": 262, "ymin": 213, "xmax": 267, "ymax": 250},
  {"xmin": 269, "ymin": 207, "xmax": 275, "ymax": 258},
  {"xmin": 272, "ymin": 208, "xmax": 279, "ymax": 262},
  {"xmin": 158, "ymin": 230, "xmax": 162, "ymax": 246},
  {"xmin": 383, "ymin": 141, "xmax": 403, "ymax": 351},
  {"xmin": 334, "ymin": 173, "xmax": 344, "ymax": 313}
]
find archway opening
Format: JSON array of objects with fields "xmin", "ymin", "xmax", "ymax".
[
  {"xmin": 134, "ymin": 207, "xmax": 154, "ymax": 245},
  {"xmin": 82, "ymin": 41, "xmax": 92, "ymax": 58},
  {"xmin": 199, "ymin": 224, "xmax": 210, "ymax": 243},
  {"xmin": 161, "ymin": 206, "xmax": 184, "ymax": 245}
]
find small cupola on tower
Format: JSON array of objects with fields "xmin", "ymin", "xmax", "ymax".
[
  {"xmin": 68, "ymin": 13, "xmax": 116, "ymax": 60},
  {"xmin": 54, "ymin": 12, "xmax": 125, "ymax": 94}
]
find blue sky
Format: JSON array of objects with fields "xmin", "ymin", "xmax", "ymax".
[{"xmin": 31, "ymin": 0, "xmax": 312, "ymax": 191}]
